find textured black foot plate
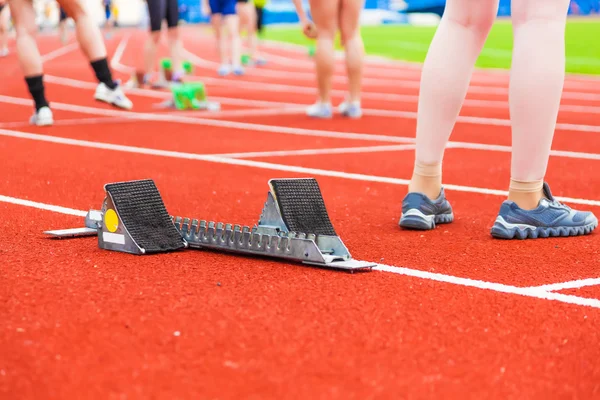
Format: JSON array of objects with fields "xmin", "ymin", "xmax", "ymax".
[
  {"xmin": 268, "ymin": 178, "xmax": 337, "ymax": 236},
  {"xmin": 105, "ymin": 179, "xmax": 186, "ymax": 253}
]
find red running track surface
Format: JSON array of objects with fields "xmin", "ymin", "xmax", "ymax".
[{"xmin": 1, "ymin": 27, "xmax": 600, "ymax": 399}]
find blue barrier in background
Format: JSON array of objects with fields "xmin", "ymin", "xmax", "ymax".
[{"xmin": 177, "ymin": 0, "xmax": 600, "ymax": 25}]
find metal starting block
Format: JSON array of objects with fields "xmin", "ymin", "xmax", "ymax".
[{"xmin": 43, "ymin": 178, "xmax": 374, "ymax": 272}]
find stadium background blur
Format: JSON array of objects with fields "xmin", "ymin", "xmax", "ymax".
[{"xmin": 35, "ymin": 0, "xmax": 600, "ymax": 29}]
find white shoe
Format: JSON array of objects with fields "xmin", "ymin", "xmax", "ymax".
[
  {"xmin": 217, "ymin": 64, "xmax": 231, "ymax": 76},
  {"xmin": 306, "ymin": 102, "xmax": 332, "ymax": 118},
  {"xmin": 0, "ymin": 48, "xmax": 8, "ymax": 57},
  {"xmin": 338, "ymin": 99, "xmax": 362, "ymax": 118},
  {"xmin": 30, "ymin": 106, "xmax": 54, "ymax": 126},
  {"xmin": 94, "ymin": 82, "xmax": 133, "ymax": 110}
]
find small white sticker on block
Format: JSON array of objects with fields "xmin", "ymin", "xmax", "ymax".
[{"xmin": 103, "ymin": 231, "xmax": 125, "ymax": 245}]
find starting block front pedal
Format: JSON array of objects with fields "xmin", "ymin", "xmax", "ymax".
[
  {"xmin": 99, "ymin": 179, "xmax": 188, "ymax": 254},
  {"xmin": 43, "ymin": 178, "xmax": 374, "ymax": 272},
  {"xmin": 172, "ymin": 178, "xmax": 375, "ymax": 272}
]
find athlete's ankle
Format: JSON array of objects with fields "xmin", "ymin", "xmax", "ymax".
[
  {"xmin": 507, "ymin": 179, "xmax": 544, "ymax": 210},
  {"xmin": 408, "ymin": 161, "xmax": 442, "ymax": 200}
]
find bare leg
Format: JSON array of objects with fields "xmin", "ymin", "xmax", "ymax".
[
  {"xmin": 338, "ymin": 0, "xmax": 365, "ymax": 116},
  {"xmin": 507, "ymin": 0, "xmax": 571, "ymax": 209},
  {"xmin": 307, "ymin": 0, "xmax": 339, "ymax": 111}
]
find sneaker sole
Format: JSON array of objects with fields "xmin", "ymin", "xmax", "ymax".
[
  {"xmin": 399, "ymin": 209, "xmax": 454, "ymax": 230},
  {"xmin": 490, "ymin": 216, "xmax": 599, "ymax": 239},
  {"xmin": 95, "ymin": 96, "xmax": 133, "ymax": 110}
]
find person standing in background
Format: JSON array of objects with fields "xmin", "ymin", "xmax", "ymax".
[{"xmin": 0, "ymin": 0, "xmax": 10, "ymax": 57}]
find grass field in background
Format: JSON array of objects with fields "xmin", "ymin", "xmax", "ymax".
[{"xmin": 261, "ymin": 19, "xmax": 600, "ymax": 75}]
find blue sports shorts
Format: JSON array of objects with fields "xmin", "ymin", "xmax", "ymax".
[{"xmin": 209, "ymin": 0, "xmax": 237, "ymax": 15}]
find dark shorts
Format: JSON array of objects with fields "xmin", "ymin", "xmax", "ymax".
[
  {"xmin": 209, "ymin": 0, "xmax": 237, "ymax": 15},
  {"xmin": 59, "ymin": 7, "xmax": 68, "ymax": 21},
  {"xmin": 237, "ymin": 0, "xmax": 248, "ymax": 3},
  {"xmin": 146, "ymin": 0, "xmax": 179, "ymax": 32},
  {"xmin": 0, "ymin": 4, "xmax": 4, "ymax": 13}
]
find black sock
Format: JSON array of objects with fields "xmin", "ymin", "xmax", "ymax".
[
  {"xmin": 90, "ymin": 58, "xmax": 117, "ymax": 89},
  {"xmin": 25, "ymin": 75, "xmax": 50, "ymax": 111}
]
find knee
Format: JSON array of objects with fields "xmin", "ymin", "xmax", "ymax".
[
  {"xmin": 511, "ymin": 0, "xmax": 570, "ymax": 27},
  {"xmin": 444, "ymin": 0, "xmax": 498, "ymax": 36},
  {"xmin": 150, "ymin": 31, "xmax": 161, "ymax": 44},
  {"xmin": 62, "ymin": 2, "xmax": 86, "ymax": 21},
  {"xmin": 167, "ymin": 27, "xmax": 180, "ymax": 41},
  {"xmin": 15, "ymin": 20, "xmax": 36, "ymax": 38},
  {"xmin": 339, "ymin": 27, "xmax": 359, "ymax": 45},
  {"xmin": 317, "ymin": 25, "xmax": 336, "ymax": 41}
]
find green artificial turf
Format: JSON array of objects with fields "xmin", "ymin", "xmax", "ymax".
[{"xmin": 261, "ymin": 19, "xmax": 600, "ymax": 75}]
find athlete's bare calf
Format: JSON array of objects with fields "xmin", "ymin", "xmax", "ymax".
[
  {"xmin": 292, "ymin": 0, "xmax": 365, "ymax": 118},
  {"xmin": 8, "ymin": 0, "xmax": 132, "ymax": 126}
]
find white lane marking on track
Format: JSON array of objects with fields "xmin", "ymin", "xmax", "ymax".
[
  {"xmin": 0, "ymin": 195, "xmax": 87, "ymax": 217},
  {"xmin": 2, "ymin": 126, "xmax": 600, "ymax": 207},
  {"xmin": 40, "ymin": 42, "xmax": 79, "ymax": 62},
  {"xmin": 22, "ymin": 73, "xmax": 600, "ymax": 133},
  {"xmin": 3, "ymin": 93, "xmax": 600, "ymax": 161},
  {"xmin": 1, "ymin": 192, "xmax": 599, "ymax": 310},
  {"xmin": 215, "ymin": 144, "xmax": 417, "ymax": 158},
  {"xmin": 526, "ymin": 277, "xmax": 600, "ymax": 292}
]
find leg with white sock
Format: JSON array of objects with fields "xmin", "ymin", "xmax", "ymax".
[
  {"xmin": 490, "ymin": 0, "xmax": 597, "ymax": 239},
  {"xmin": 399, "ymin": 0, "xmax": 498, "ymax": 230}
]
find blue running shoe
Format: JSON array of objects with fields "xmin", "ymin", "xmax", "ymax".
[
  {"xmin": 399, "ymin": 188, "xmax": 454, "ymax": 230},
  {"xmin": 490, "ymin": 182, "xmax": 598, "ymax": 239}
]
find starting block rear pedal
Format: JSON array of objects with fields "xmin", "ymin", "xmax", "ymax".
[{"xmin": 172, "ymin": 178, "xmax": 375, "ymax": 272}]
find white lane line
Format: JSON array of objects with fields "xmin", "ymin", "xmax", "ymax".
[
  {"xmin": 526, "ymin": 277, "xmax": 600, "ymax": 292},
  {"xmin": 40, "ymin": 42, "xmax": 80, "ymax": 62},
  {"xmin": 4, "ymin": 92, "xmax": 600, "ymax": 158},
  {"xmin": 10, "ymin": 73, "xmax": 600, "ymax": 136},
  {"xmin": 2, "ymin": 127, "xmax": 600, "ymax": 207},
  {"xmin": 2, "ymin": 191, "xmax": 599, "ymax": 310},
  {"xmin": 0, "ymin": 195, "xmax": 87, "ymax": 217},
  {"xmin": 372, "ymin": 264, "xmax": 600, "ymax": 309},
  {"xmin": 215, "ymin": 144, "xmax": 417, "ymax": 158}
]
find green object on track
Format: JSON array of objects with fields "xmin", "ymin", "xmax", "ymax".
[
  {"xmin": 182, "ymin": 60, "xmax": 193, "ymax": 74},
  {"xmin": 161, "ymin": 58, "xmax": 173, "ymax": 71},
  {"xmin": 171, "ymin": 82, "xmax": 207, "ymax": 110}
]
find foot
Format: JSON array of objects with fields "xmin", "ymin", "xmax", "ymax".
[
  {"xmin": 94, "ymin": 82, "xmax": 133, "ymax": 110},
  {"xmin": 399, "ymin": 188, "xmax": 454, "ymax": 230},
  {"xmin": 232, "ymin": 65, "xmax": 245, "ymax": 76},
  {"xmin": 217, "ymin": 64, "xmax": 231, "ymax": 76},
  {"xmin": 491, "ymin": 182, "xmax": 598, "ymax": 239},
  {"xmin": 254, "ymin": 57, "xmax": 267, "ymax": 66},
  {"xmin": 306, "ymin": 102, "xmax": 332, "ymax": 118},
  {"xmin": 338, "ymin": 100, "xmax": 362, "ymax": 118},
  {"xmin": 30, "ymin": 106, "xmax": 54, "ymax": 126}
]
